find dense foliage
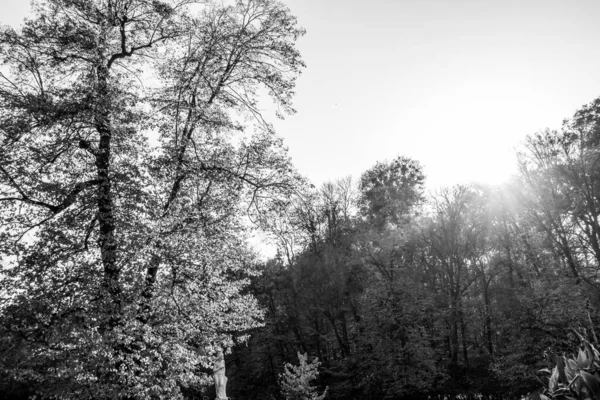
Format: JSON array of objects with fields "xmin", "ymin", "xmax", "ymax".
[
  {"xmin": 279, "ymin": 352, "xmax": 328, "ymax": 400},
  {"xmin": 0, "ymin": 0, "xmax": 304, "ymax": 398},
  {"xmin": 2, "ymin": 1, "xmax": 600, "ymax": 400},
  {"xmin": 542, "ymin": 332, "xmax": 600, "ymax": 400},
  {"xmin": 225, "ymin": 99, "xmax": 600, "ymax": 400}
]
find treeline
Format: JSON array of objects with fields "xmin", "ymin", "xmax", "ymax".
[{"xmin": 226, "ymin": 98, "xmax": 600, "ymax": 400}]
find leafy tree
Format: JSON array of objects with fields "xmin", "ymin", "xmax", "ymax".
[
  {"xmin": 358, "ymin": 156, "xmax": 425, "ymax": 230},
  {"xmin": 216, "ymin": 96, "xmax": 600, "ymax": 399},
  {"xmin": 0, "ymin": 0, "xmax": 304, "ymax": 398},
  {"xmin": 419, "ymin": 186, "xmax": 489, "ymax": 373},
  {"xmin": 517, "ymin": 98, "xmax": 600, "ymax": 283},
  {"xmin": 279, "ymin": 352, "xmax": 328, "ymax": 400},
  {"xmin": 354, "ymin": 242, "xmax": 446, "ymax": 398}
]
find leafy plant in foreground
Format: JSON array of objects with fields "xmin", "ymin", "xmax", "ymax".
[{"xmin": 539, "ymin": 332, "xmax": 600, "ymax": 400}]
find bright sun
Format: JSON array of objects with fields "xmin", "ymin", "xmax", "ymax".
[{"xmin": 407, "ymin": 79, "xmax": 546, "ymax": 189}]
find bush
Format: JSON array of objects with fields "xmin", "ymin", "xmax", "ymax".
[
  {"xmin": 279, "ymin": 352, "xmax": 328, "ymax": 400},
  {"xmin": 539, "ymin": 331, "xmax": 600, "ymax": 400}
]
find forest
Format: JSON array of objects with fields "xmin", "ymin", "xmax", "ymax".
[
  {"xmin": 1, "ymin": 0, "xmax": 600, "ymax": 399},
  {"xmin": 222, "ymin": 101, "xmax": 600, "ymax": 399}
]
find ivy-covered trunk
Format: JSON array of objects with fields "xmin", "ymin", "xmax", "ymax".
[{"xmin": 94, "ymin": 61, "xmax": 122, "ymax": 326}]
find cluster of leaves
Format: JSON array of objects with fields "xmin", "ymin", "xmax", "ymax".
[
  {"xmin": 279, "ymin": 352, "xmax": 328, "ymax": 400},
  {"xmin": 541, "ymin": 332, "xmax": 600, "ymax": 400}
]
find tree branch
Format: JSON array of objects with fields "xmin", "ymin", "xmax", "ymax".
[
  {"xmin": 106, "ymin": 18, "xmax": 178, "ymax": 69},
  {"xmin": 0, "ymin": 169, "xmax": 100, "ymax": 215}
]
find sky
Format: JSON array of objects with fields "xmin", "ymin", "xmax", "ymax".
[
  {"xmin": 2, "ymin": 0, "xmax": 600, "ymax": 190},
  {"xmin": 274, "ymin": 0, "xmax": 600, "ymax": 189}
]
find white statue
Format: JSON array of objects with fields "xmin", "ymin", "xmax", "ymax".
[{"xmin": 213, "ymin": 350, "xmax": 228, "ymax": 400}]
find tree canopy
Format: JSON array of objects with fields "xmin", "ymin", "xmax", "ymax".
[
  {"xmin": 3, "ymin": 2, "xmax": 600, "ymax": 400},
  {"xmin": 222, "ymin": 99, "xmax": 600, "ymax": 400},
  {"xmin": 0, "ymin": 0, "xmax": 304, "ymax": 398}
]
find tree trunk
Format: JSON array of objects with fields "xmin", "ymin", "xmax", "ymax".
[
  {"xmin": 326, "ymin": 312, "xmax": 348, "ymax": 357},
  {"xmin": 339, "ymin": 311, "xmax": 351, "ymax": 355},
  {"xmin": 314, "ymin": 317, "xmax": 324, "ymax": 365},
  {"xmin": 460, "ymin": 304, "xmax": 469, "ymax": 370},
  {"xmin": 482, "ymin": 276, "xmax": 494, "ymax": 358},
  {"xmin": 95, "ymin": 62, "xmax": 121, "ymax": 325},
  {"xmin": 450, "ymin": 301, "xmax": 459, "ymax": 370}
]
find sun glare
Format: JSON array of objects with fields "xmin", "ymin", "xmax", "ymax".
[{"xmin": 411, "ymin": 79, "xmax": 542, "ymax": 189}]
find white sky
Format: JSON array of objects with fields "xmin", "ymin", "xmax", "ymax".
[
  {"xmin": 3, "ymin": 0, "xmax": 600, "ymax": 190},
  {"xmin": 274, "ymin": 0, "xmax": 600, "ymax": 190}
]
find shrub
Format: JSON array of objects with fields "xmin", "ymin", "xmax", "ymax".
[
  {"xmin": 279, "ymin": 352, "xmax": 328, "ymax": 400},
  {"xmin": 539, "ymin": 331, "xmax": 600, "ymax": 400}
]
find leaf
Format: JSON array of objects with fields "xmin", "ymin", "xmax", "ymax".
[
  {"xmin": 564, "ymin": 358, "xmax": 577, "ymax": 382},
  {"xmin": 549, "ymin": 366, "xmax": 558, "ymax": 392},
  {"xmin": 556, "ymin": 355, "xmax": 569, "ymax": 384},
  {"xmin": 580, "ymin": 370, "xmax": 600, "ymax": 400},
  {"xmin": 529, "ymin": 392, "xmax": 542, "ymax": 400},
  {"xmin": 571, "ymin": 374, "xmax": 584, "ymax": 394},
  {"xmin": 567, "ymin": 358, "xmax": 579, "ymax": 372},
  {"xmin": 584, "ymin": 341, "xmax": 596, "ymax": 366},
  {"xmin": 578, "ymin": 349, "xmax": 591, "ymax": 369}
]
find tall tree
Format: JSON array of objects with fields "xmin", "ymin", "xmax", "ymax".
[
  {"xmin": 517, "ymin": 97, "xmax": 600, "ymax": 285},
  {"xmin": 421, "ymin": 185, "xmax": 489, "ymax": 374},
  {"xmin": 358, "ymin": 156, "xmax": 425, "ymax": 230},
  {"xmin": 0, "ymin": 0, "xmax": 304, "ymax": 398}
]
